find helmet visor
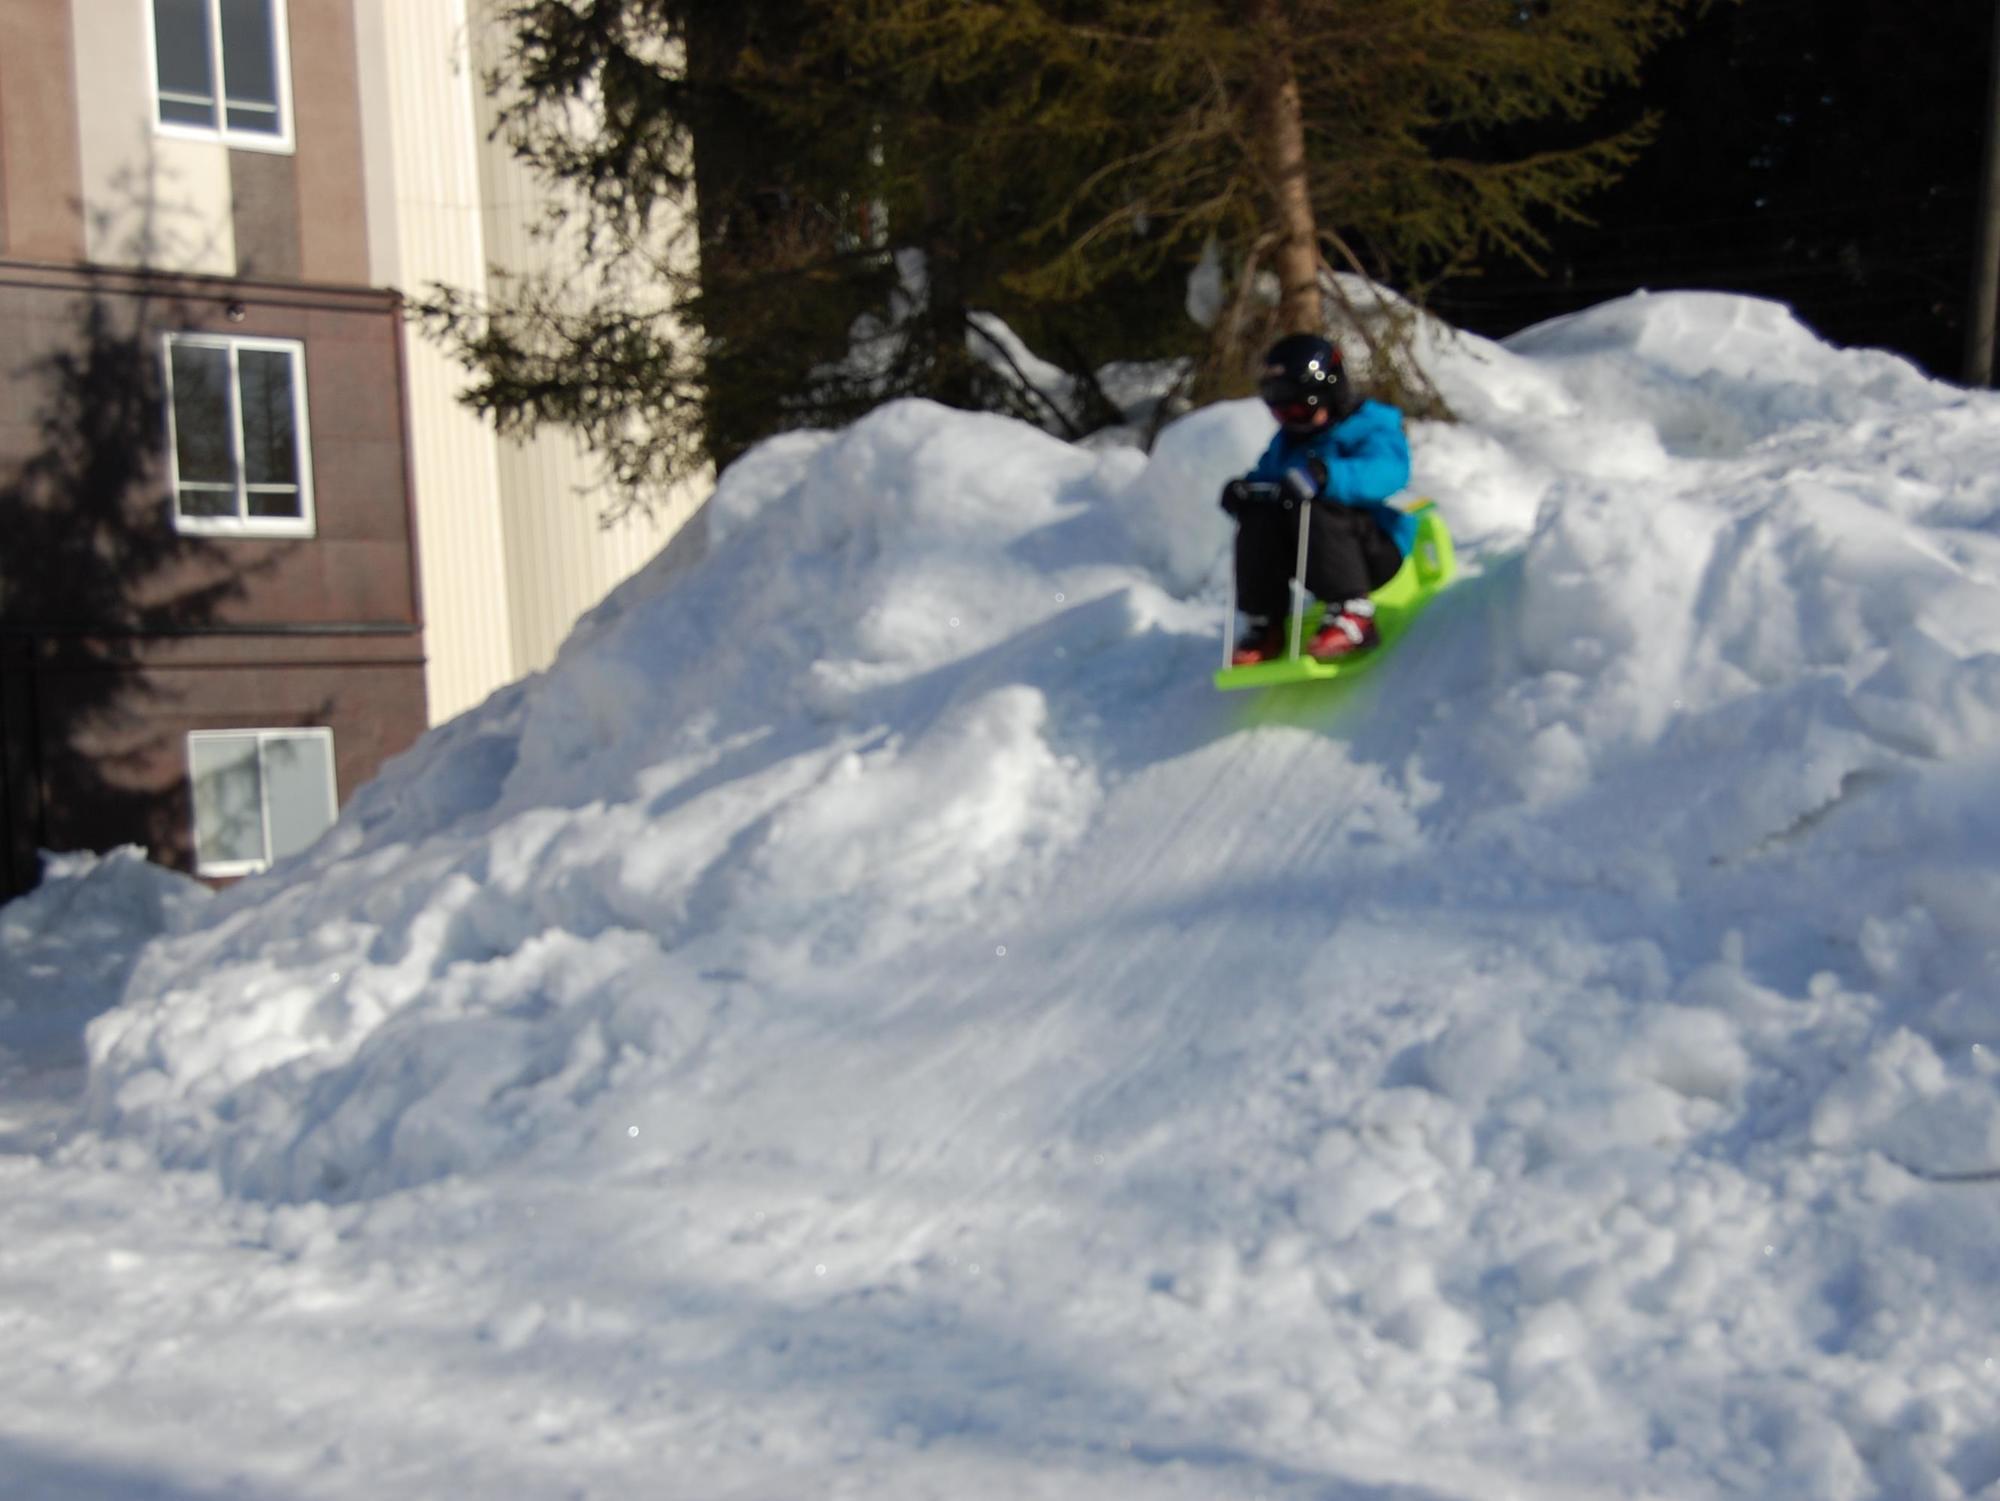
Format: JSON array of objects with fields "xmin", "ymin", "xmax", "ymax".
[{"xmin": 1267, "ymin": 398, "xmax": 1317, "ymax": 427}]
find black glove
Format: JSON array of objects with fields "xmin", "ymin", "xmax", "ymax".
[
  {"xmin": 1279, "ymin": 456, "xmax": 1328, "ymax": 508},
  {"xmin": 1218, "ymin": 479, "xmax": 1254, "ymax": 517}
]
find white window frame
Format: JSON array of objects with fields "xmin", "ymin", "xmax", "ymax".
[
  {"xmin": 188, "ymin": 727, "xmax": 338, "ymax": 878},
  {"xmin": 162, "ymin": 332, "xmax": 317, "ymax": 539},
  {"xmin": 146, "ymin": 0, "xmax": 296, "ymax": 154}
]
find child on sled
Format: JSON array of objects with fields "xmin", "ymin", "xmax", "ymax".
[{"xmin": 1219, "ymin": 334, "xmax": 1415, "ymax": 664}]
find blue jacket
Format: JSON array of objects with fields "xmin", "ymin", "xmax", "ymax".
[{"xmin": 1247, "ymin": 399, "xmax": 1415, "ymax": 555}]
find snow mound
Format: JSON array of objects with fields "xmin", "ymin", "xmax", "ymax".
[
  {"xmin": 59, "ymin": 292, "xmax": 2000, "ymax": 1498},
  {"xmin": 0, "ymin": 848, "xmax": 207, "ymax": 1068}
]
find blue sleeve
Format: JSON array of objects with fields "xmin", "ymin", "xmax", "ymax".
[
  {"xmin": 1244, "ymin": 434, "xmax": 1288, "ymax": 484},
  {"xmin": 1321, "ymin": 410, "xmax": 1410, "ymax": 505}
]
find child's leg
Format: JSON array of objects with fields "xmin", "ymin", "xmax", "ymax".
[
  {"xmin": 1232, "ymin": 505, "xmax": 1306, "ymax": 621},
  {"xmin": 1301, "ymin": 506, "xmax": 1403, "ymax": 602}
]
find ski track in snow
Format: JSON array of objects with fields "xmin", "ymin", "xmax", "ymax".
[{"xmin": 7, "ymin": 292, "xmax": 2000, "ymax": 1499}]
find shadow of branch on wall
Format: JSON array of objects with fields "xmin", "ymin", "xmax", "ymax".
[{"xmin": 0, "ymin": 271, "xmax": 269, "ymax": 898}]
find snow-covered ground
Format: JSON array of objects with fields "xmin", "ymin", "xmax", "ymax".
[{"xmin": 6, "ymin": 292, "xmax": 2000, "ymax": 1500}]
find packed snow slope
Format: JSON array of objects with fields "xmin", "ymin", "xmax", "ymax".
[{"xmin": 38, "ymin": 292, "xmax": 2000, "ymax": 1498}]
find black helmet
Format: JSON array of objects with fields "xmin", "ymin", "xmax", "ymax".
[{"xmin": 1258, "ymin": 333, "xmax": 1352, "ymax": 431}]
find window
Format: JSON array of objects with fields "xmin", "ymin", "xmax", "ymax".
[
  {"xmin": 150, "ymin": 0, "xmax": 293, "ymax": 151},
  {"xmin": 189, "ymin": 729, "xmax": 337, "ymax": 876},
  {"xmin": 163, "ymin": 334, "xmax": 315, "ymax": 536}
]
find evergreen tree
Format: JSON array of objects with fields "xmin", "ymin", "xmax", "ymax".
[
  {"xmin": 420, "ymin": 0, "xmax": 921, "ymax": 506},
  {"xmin": 808, "ymin": 0, "xmax": 1696, "ymax": 401},
  {"xmin": 423, "ymin": 0, "xmax": 1697, "ymax": 512}
]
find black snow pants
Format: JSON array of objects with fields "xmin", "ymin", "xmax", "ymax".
[{"xmin": 1234, "ymin": 500, "xmax": 1404, "ymax": 621}]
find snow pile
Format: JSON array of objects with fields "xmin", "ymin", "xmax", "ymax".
[
  {"xmin": 0, "ymin": 847, "xmax": 206, "ymax": 1069},
  {"xmin": 0, "ymin": 848, "xmax": 207, "ymax": 1155},
  {"xmin": 50, "ymin": 293, "xmax": 2000, "ymax": 1498}
]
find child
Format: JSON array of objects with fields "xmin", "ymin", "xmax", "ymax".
[{"xmin": 1219, "ymin": 334, "xmax": 1414, "ymax": 663}]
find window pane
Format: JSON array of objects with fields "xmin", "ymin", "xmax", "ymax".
[
  {"xmin": 237, "ymin": 348, "xmax": 299, "ymax": 487},
  {"xmin": 262, "ymin": 734, "xmax": 335, "ymax": 862},
  {"xmin": 160, "ymin": 94, "xmax": 217, "ymax": 129},
  {"xmin": 218, "ymin": 0, "xmax": 281, "ymax": 135},
  {"xmin": 245, "ymin": 488, "xmax": 302, "ymax": 519},
  {"xmin": 169, "ymin": 343, "xmax": 235, "ymax": 487},
  {"xmin": 153, "ymin": 0, "xmax": 216, "ymax": 127},
  {"xmin": 190, "ymin": 735, "xmax": 267, "ymax": 869},
  {"xmin": 178, "ymin": 485, "xmax": 236, "ymax": 519}
]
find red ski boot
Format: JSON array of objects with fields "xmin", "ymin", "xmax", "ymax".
[
  {"xmin": 1306, "ymin": 599, "xmax": 1379, "ymax": 660},
  {"xmin": 1231, "ymin": 618, "xmax": 1288, "ymax": 666}
]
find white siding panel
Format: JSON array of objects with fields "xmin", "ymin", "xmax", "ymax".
[
  {"xmin": 350, "ymin": 0, "xmax": 401, "ymax": 292},
  {"xmin": 492, "ymin": 425, "xmax": 703, "ymax": 676},
  {"xmin": 467, "ymin": 0, "xmax": 700, "ymax": 677},
  {"xmin": 358, "ymin": 0, "xmax": 516, "ymax": 723}
]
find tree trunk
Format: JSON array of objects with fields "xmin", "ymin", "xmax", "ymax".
[
  {"xmin": 1242, "ymin": 0, "xmax": 1322, "ymax": 335},
  {"xmin": 921, "ymin": 160, "xmax": 980, "ymax": 410}
]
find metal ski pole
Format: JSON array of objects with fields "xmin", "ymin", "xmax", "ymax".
[
  {"xmin": 1286, "ymin": 495, "xmax": 1310, "ymax": 661},
  {"xmin": 1223, "ymin": 560, "xmax": 1237, "ymax": 670}
]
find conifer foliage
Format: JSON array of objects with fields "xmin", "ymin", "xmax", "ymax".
[{"xmin": 422, "ymin": 0, "xmax": 1696, "ymax": 511}]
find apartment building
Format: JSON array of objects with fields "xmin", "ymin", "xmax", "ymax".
[{"xmin": 0, "ymin": 1, "xmax": 699, "ymax": 898}]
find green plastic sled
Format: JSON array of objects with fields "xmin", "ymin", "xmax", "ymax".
[{"xmin": 1213, "ymin": 499, "xmax": 1457, "ymax": 692}]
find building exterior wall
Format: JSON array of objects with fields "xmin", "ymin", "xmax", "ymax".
[
  {"xmin": 65, "ymin": 0, "xmax": 373, "ymax": 283},
  {"xmin": 0, "ymin": 2, "xmax": 86, "ymax": 261},
  {"xmin": 288, "ymin": 0, "xmax": 372, "ymax": 284},
  {"xmin": 0, "ymin": 262, "xmax": 426, "ymax": 894},
  {"xmin": 0, "ymin": 267, "xmax": 420, "ymax": 625},
  {"xmin": 72, "ymin": 0, "xmax": 238, "ymax": 275},
  {"xmin": 0, "ymin": 2, "xmax": 428, "ymax": 898},
  {"xmin": 0, "ymin": 0, "xmax": 711, "ymax": 894}
]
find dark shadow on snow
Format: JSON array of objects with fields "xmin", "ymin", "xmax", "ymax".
[{"xmin": 0, "ymin": 1436, "xmax": 292, "ymax": 1501}]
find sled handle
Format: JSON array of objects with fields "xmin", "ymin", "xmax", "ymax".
[
  {"xmin": 1222, "ymin": 571, "xmax": 1236, "ymax": 669},
  {"xmin": 1286, "ymin": 496, "xmax": 1310, "ymax": 661}
]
